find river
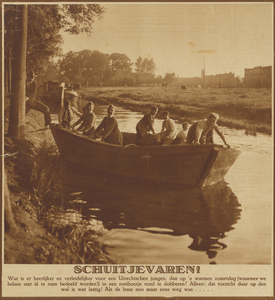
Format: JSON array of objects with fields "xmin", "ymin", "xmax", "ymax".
[{"xmin": 49, "ymin": 99, "xmax": 272, "ymax": 265}]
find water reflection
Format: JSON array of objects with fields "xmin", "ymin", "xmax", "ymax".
[
  {"xmin": 56, "ymin": 163, "xmax": 241, "ymax": 263},
  {"xmin": 48, "ymin": 98, "xmax": 271, "ymax": 264},
  {"xmin": 188, "ymin": 182, "xmax": 241, "ymax": 263}
]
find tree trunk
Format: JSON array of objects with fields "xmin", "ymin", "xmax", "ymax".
[
  {"xmin": 8, "ymin": 48, "xmax": 12, "ymax": 93},
  {"xmin": 4, "ymin": 168, "xmax": 18, "ymax": 233},
  {"xmin": 8, "ymin": 5, "xmax": 28, "ymax": 139},
  {"xmin": 5, "ymin": 64, "xmax": 8, "ymax": 92}
]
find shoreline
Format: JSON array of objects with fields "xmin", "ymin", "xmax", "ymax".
[
  {"xmin": 79, "ymin": 86, "xmax": 272, "ymax": 135},
  {"xmin": 4, "ymin": 110, "xmax": 113, "ymax": 264}
]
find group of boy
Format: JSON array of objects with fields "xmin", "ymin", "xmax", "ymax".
[
  {"xmin": 59, "ymin": 100, "xmax": 96, "ymax": 136},
  {"xmin": 59, "ymin": 100, "xmax": 123, "ymax": 146},
  {"xmin": 136, "ymin": 106, "xmax": 230, "ymax": 147},
  {"xmin": 25, "ymin": 71, "xmax": 229, "ymax": 147}
]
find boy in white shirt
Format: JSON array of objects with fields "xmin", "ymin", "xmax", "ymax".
[
  {"xmin": 156, "ymin": 111, "xmax": 177, "ymax": 145},
  {"xmin": 58, "ymin": 100, "xmax": 82, "ymax": 129},
  {"xmin": 172, "ymin": 122, "xmax": 189, "ymax": 145}
]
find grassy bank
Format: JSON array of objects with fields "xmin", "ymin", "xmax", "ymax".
[
  {"xmin": 4, "ymin": 110, "xmax": 113, "ymax": 264},
  {"xmin": 79, "ymin": 86, "xmax": 272, "ymax": 135}
]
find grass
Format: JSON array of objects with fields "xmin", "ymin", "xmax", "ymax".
[
  {"xmin": 4, "ymin": 136, "xmax": 113, "ymax": 264},
  {"xmin": 5, "ymin": 137, "xmax": 64, "ymax": 217},
  {"xmin": 36, "ymin": 222, "xmax": 113, "ymax": 264},
  {"xmin": 79, "ymin": 86, "xmax": 272, "ymax": 135}
]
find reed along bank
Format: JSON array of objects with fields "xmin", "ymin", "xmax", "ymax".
[{"xmin": 4, "ymin": 106, "xmax": 113, "ymax": 264}]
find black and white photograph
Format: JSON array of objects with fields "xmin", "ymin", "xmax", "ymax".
[{"xmin": 2, "ymin": 2, "xmax": 273, "ymax": 298}]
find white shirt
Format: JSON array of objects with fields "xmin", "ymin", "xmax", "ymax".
[
  {"xmin": 161, "ymin": 118, "xmax": 177, "ymax": 139},
  {"xmin": 59, "ymin": 106, "xmax": 82, "ymax": 124}
]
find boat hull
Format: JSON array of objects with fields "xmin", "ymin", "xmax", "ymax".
[{"xmin": 50, "ymin": 125, "xmax": 241, "ymax": 187}]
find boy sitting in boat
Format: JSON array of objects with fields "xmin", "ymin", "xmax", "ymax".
[
  {"xmin": 136, "ymin": 106, "xmax": 158, "ymax": 145},
  {"xmin": 58, "ymin": 100, "xmax": 82, "ymax": 129},
  {"xmin": 187, "ymin": 112, "xmax": 230, "ymax": 147},
  {"xmin": 72, "ymin": 101, "xmax": 96, "ymax": 136},
  {"xmin": 155, "ymin": 111, "xmax": 177, "ymax": 145},
  {"xmin": 172, "ymin": 122, "xmax": 189, "ymax": 145},
  {"xmin": 93, "ymin": 105, "xmax": 123, "ymax": 146}
]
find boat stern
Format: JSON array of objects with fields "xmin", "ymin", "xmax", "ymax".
[{"xmin": 202, "ymin": 146, "xmax": 241, "ymax": 186}]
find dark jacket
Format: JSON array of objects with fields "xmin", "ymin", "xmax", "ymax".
[
  {"xmin": 95, "ymin": 117, "xmax": 123, "ymax": 146},
  {"xmin": 26, "ymin": 81, "xmax": 37, "ymax": 103}
]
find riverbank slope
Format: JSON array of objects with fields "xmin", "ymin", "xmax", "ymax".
[
  {"xmin": 79, "ymin": 86, "xmax": 272, "ymax": 135},
  {"xmin": 4, "ymin": 105, "xmax": 112, "ymax": 264}
]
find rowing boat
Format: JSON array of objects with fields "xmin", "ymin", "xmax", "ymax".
[{"xmin": 50, "ymin": 124, "xmax": 241, "ymax": 187}]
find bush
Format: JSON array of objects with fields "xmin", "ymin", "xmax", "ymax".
[{"xmin": 5, "ymin": 137, "xmax": 65, "ymax": 218}]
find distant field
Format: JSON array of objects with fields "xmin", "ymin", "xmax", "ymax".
[{"xmin": 80, "ymin": 86, "xmax": 272, "ymax": 134}]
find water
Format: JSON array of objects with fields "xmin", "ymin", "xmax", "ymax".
[{"xmin": 49, "ymin": 99, "xmax": 273, "ymax": 264}]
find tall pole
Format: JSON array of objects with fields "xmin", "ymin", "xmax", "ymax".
[
  {"xmin": 8, "ymin": 5, "xmax": 28, "ymax": 139},
  {"xmin": 203, "ymin": 57, "xmax": 206, "ymax": 89},
  {"xmin": 201, "ymin": 57, "xmax": 205, "ymax": 89},
  {"xmin": 8, "ymin": 48, "xmax": 12, "ymax": 93}
]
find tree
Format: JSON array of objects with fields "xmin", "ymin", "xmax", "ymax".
[
  {"xmin": 135, "ymin": 56, "xmax": 143, "ymax": 72},
  {"xmin": 155, "ymin": 75, "xmax": 163, "ymax": 85},
  {"xmin": 38, "ymin": 64, "xmax": 60, "ymax": 83},
  {"xmin": 164, "ymin": 72, "xmax": 176, "ymax": 83},
  {"xmin": 141, "ymin": 58, "xmax": 149, "ymax": 73},
  {"xmin": 4, "ymin": 4, "xmax": 105, "ymax": 77},
  {"xmin": 133, "ymin": 72, "xmax": 155, "ymax": 85},
  {"xmin": 85, "ymin": 50, "xmax": 110, "ymax": 78},
  {"xmin": 59, "ymin": 49, "xmax": 110, "ymax": 86},
  {"xmin": 58, "ymin": 51, "xmax": 79, "ymax": 82},
  {"xmin": 109, "ymin": 53, "xmax": 132, "ymax": 73},
  {"xmin": 59, "ymin": 4, "xmax": 106, "ymax": 35},
  {"xmin": 8, "ymin": 5, "xmax": 28, "ymax": 138},
  {"xmin": 5, "ymin": 168, "xmax": 18, "ymax": 233},
  {"xmin": 135, "ymin": 57, "xmax": 156, "ymax": 75},
  {"xmin": 146, "ymin": 58, "xmax": 156, "ymax": 75},
  {"xmin": 102, "ymin": 65, "xmax": 113, "ymax": 84},
  {"xmin": 112, "ymin": 70, "xmax": 135, "ymax": 87}
]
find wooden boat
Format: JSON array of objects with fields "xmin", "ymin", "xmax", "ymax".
[{"xmin": 50, "ymin": 124, "xmax": 241, "ymax": 187}]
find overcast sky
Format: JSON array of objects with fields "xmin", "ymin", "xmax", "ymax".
[{"xmin": 62, "ymin": 3, "xmax": 273, "ymax": 78}]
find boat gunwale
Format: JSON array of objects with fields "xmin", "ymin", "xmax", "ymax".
[{"xmin": 50, "ymin": 124, "xmax": 229, "ymax": 155}]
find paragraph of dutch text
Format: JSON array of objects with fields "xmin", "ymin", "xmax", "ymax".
[{"xmin": 6, "ymin": 275, "xmax": 267, "ymax": 294}]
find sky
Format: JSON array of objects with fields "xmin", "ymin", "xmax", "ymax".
[{"xmin": 62, "ymin": 3, "xmax": 273, "ymax": 78}]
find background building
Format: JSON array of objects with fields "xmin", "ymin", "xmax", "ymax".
[{"xmin": 244, "ymin": 66, "xmax": 271, "ymax": 88}]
